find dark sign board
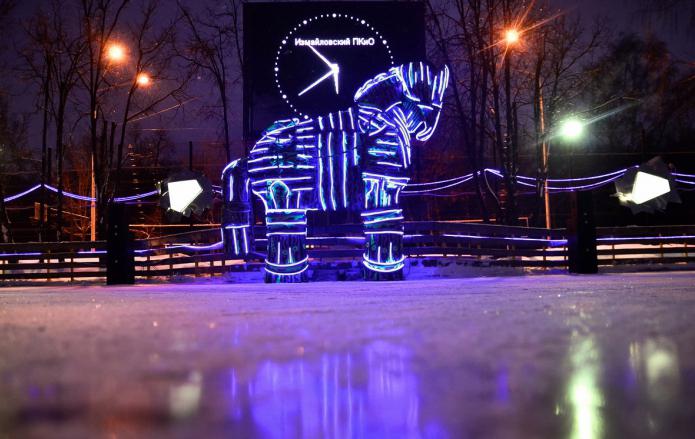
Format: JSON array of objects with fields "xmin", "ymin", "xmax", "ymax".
[{"xmin": 243, "ymin": 1, "xmax": 425, "ymax": 138}]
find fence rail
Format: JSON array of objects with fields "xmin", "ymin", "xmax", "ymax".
[
  {"xmin": 1, "ymin": 223, "xmax": 694, "ymax": 283},
  {"xmin": 595, "ymin": 225, "xmax": 695, "ymax": 266}
]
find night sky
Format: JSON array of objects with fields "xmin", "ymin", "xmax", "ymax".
[{"xmin": 2, "ymin": 0, "xmax": 693, "ymax": 158}]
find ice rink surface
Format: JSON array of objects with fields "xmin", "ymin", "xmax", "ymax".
[{"xmin": 2, "ymin": 272, "xmax": 695, "ymax": 438}]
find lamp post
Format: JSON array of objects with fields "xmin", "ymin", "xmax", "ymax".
[
  {"xmin": 538, "ymin": 116, "xmax": 586, "ymax": 230},
  {"xmin": 558, "ymin": 117, "xmax": 594, "ymax": 274},
  {"xmin": 91, "ymin": 42, "xmax": 134, "ymax": 242},
  {"xmin": 539, "ymin": 93, "xmax": 551, "ymax": 229},
  {"xmin": 502, "ymin": 28, "xmax": 521, "ymax": 225},
  {"xmin": 91, "ymin": 43, "xmax": 125, "ymax": 242}
]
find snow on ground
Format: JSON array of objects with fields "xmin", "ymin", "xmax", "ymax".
[{"xmin": 1, "ymin": 272, "xmax": 695, "ymax": 438}]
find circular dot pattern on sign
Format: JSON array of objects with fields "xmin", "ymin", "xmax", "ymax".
[{"xmin": 275, "ymin": 13, "xmax": 395, "ymax": 118}]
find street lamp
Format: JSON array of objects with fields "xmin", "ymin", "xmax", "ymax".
[
  {"xmin": 558, "ymin": 117, "xmax": 585, "ymax": 142},
  {"xmin": 504, "ymin": 28, "xmax": 520, "ymax": 46},
  {"xmin": 93, "ymin": 41, "xmax": 128, "ymax": 240},
  {"xmin": 136, "ymin": 72, "xmax": 151, "ymax": 87},
  {"xmin": 501, "ymin": 27, "xmax": 521, "ymax": 225},
  {"xmin": 556, "ymin": 117, "xmax": 586, "ymax": 182},
  {"xmin": 540, "ymin": 117, "xmax": 587, "ymax": 230},
  {"xmin": 106, "ymin": 43, "xmax": 126, "ymax": 63}
]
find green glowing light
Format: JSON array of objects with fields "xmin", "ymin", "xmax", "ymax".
[{"xmin": 559, "ymin": 118, "xmax": 585, "ymax": 142}]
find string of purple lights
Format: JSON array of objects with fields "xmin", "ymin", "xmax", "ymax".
[
  {"xmin": 408, "ymin": 166, "xmax": 693, "ymax": 195},
  {"xmin": 4, "ymin": 167, "xmax": 694, "ymax": 203},
  {"xmin": 2, "ymin": 184, "xmax": 159, "ymax": 204},
  {"xmin": 406, "ymin": 173, "xmax": 475, "ymax": 187},
  {"xmin": 401, "ymin": 176, "xmax": 474, "ymax": 194}
]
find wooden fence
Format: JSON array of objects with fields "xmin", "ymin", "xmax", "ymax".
[
  {"xmin": 596, "ymin": 225, "xmax": 695, "ymax": 266},
  {"xmin": 1, "ymin": 223, "xmax": 694, "ymax": 283},
  {"xmin": 0, "ymin": 241, "xmax": 106, "ymax": 281}
]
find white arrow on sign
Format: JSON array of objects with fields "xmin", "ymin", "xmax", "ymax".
[{"xmin": 298, "ymin": 45, "xmax": 340, "ymax": 97}]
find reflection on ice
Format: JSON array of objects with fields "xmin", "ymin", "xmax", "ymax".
[
  {"xmin": 226, "ymin": 340, "xmax": 423, "ymax": 437},
  {"xmin": 629, "ymin": 337, "xmax": 681, "ymax": 432},
  {"xmin": 643, "ymin": 338, "xmax": 680, "ymax": 406},
  {"xmin": 169, "ymin": 371, "xmax": 203, "ymax": 419},
  {"xmin": 567, "ymin": 335, "xmax": 603, "ymax": 439}
]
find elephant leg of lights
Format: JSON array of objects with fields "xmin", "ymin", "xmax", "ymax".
[
  {"xmin": 221, "ymin": 159, "xmax": 253, "ymax": 258},
  {"xmin": 263, "ymin": 183, "xmax": 309, "ymax": 283},
  {"xmin": 361, "ymin": 176, "xmax": 408, "ymax": 280}
]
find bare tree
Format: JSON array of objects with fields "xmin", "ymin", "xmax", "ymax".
[
  {"xmin": 73, "ymin": 0, "xmax": 196, "ymax": 238},
  {"xmin": 635, "ymin": 0, "xmax": 695, "ymax": 38},
  {"xmin": 582, "ymin": 34, "xmax": 695, "ymax": 155},
  {"xmin": 26, "ymin": 1, "xmax": 86, "ymax": 240},
  {"xmin": 0, "ymin": 94, "xmax": 29, "ymax": 243},
  {"xmin": 177, "ymin": 0, "xmax": 245, "ymax": 162},
  {"xmin": 17, "ymin": 0, "xmax": 192, "ymax": 240},
  {"xmin": 425, "ymin": 0, "xmax": 491, "ymax": 222},
  {"xmin": 78, "ymin": 0, "xmax": 130, "ymax": 238},
  {"xmin": 528, "ymin": 13, "xmax": 605, "ymax": 226},
  {"xmin": 47, "ymin": 2, "xmax": 85, "ymax": 241},
  {"xmin": 111, "ymin": 0, "xmax": 192, "ymax": 196},
  {"xmin": 19, "ymin": 7, "xmax": 54, "ymax": 240},
  {"xmin": 424, "ymin": 0, "xmax": 608, "ymax": 226},
  {"xmin": 426, "ymin": 0, "xmax": 530, "ymax": 223},
  {"xmin": 0, "ymin": 95, "xmax": 14, "ymax": 243}
]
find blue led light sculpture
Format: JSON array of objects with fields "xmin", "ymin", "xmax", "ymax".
[{"xmin": 222, "ymin": 61, "xmax": 449, "ymax": 282}]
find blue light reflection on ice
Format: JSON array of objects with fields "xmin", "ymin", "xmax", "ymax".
[{"xmin": 225, "ymin": 341, "xmax": 429, "ymax": 438}]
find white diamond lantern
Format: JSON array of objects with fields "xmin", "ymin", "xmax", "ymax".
[
  {"xmin": 614, "ymin": 157, "xmax": 680, "ymax": 214},
  {"xmin": 168, "ymin": 179, "xmax": 203, "ymax": 213},
  {"xmin": 630, "ymin": 171, "xmax": 671, "ymax": 205},
  {"xmin": 158, "ymin": 171, "xmax": 213, "ymax": 219}
]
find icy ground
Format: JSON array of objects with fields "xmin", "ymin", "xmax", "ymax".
[{"xmin": 1, "ymin": 272, "xmax": 695, "ymax": 438}]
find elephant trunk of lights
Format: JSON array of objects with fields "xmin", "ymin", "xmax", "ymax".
[{"xmin": 222, "ymin": 61, "xmax": 449, "ymax": 282}]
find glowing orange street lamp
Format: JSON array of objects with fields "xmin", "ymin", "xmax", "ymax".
[
  {"xmin": 136, "ymin": 72, "xmax": 151, "ymax": 87},
  {"xmin": 504, "ymin": 28, "xmax": 520, "ymax": 46},
  {"xmin": 501, "ymin": 27, "xmax": 521, "ymax": 224},
  {"xmin": 106, "ymin": 43, "xmax": 126, "ymax": 63}
]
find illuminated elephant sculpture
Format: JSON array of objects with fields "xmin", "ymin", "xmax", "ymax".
[{"xmin": 222, "ymin": 61, "xmax": 449, "ymax": 282}]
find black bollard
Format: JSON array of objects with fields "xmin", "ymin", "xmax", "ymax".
[
  {"xmin": 106, "ymin": 203, "xmax": 135, "ymax": 285},
  {"xmin": 567, "ymin": 190, "xmax": 598, "ymax": 274}
]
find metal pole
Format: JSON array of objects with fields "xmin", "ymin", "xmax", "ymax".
[
  {"xmin": 503, "ymin": 48, "xmax": 517, "ymax": 225},
  {"xmin": 90, "ymin": 156, "xmax": 96, "ymax": 241},
  {"xmin": 39, "ymin": 65, "xmax": 51, "ymax": 243},
  {"xmin": 46, "ymin": 147, "xmax": 53, "ymax": 240},
  {"xmin": 188, "ymin": 141, "xmax": 194, "ymax": 231},
  {"xmin": 539, "ymin": 92, "xmax": 551, "ymax": 229}
]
